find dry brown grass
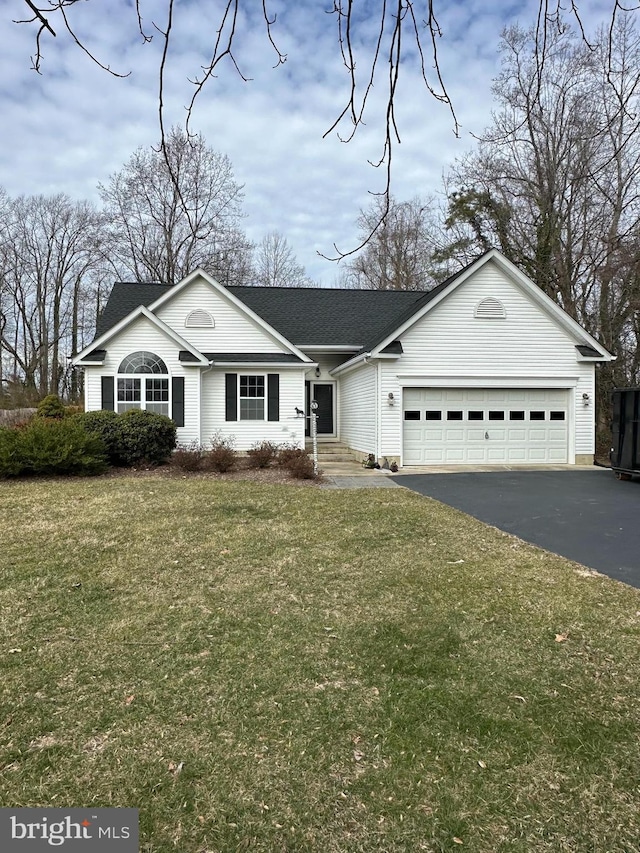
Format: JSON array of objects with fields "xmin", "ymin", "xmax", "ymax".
[{"xmin": 1, "ymin": 476, "xmax": 639, "ymax": 852}]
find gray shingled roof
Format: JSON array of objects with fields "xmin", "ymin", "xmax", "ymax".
[
  {"xmin": 95, "ymin": 282, "xmax": 428, "ymax": 349},
  {"xmin": 92, "ymin": 254, "xmax": 490, "ymax": 353}
]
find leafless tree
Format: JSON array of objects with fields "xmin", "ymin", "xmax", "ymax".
[
  {"xmin": 342, "ymin": 196, "xmax": 446, "ymax": 290},
  {"xmin": 99, "ymin": 127, "xmax": 252, "ymax": 286},
  {"xmin": 0, "ymin": 193, "xmax": 104, "ymax": 399},
  {"xmin": 14, "ymin": 1, "xmax": 637, "ymax": 257},
  {"xmin": 440, "ymin": 16, "xmax": 640, "ymax": 444},
  {"xmin": 252, "ymin": 231, "xmax": 310, "ymax": 288}
]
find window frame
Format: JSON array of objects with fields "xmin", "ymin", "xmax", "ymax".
[
  {"xmin": 238, "ymin": 373, "xmax": 267, "ymax": 421},
  {"xmin": 116, "ymin": 351, "xmax": 170, "ymax": 416}
]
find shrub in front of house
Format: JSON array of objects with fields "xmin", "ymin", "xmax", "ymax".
[
  {"xmin": 112, "ymin": 409, "xmax": 177, "ymax": 467},
  {"xmin": 274, "ymin": 444, "xmax": 319, "ymax": 479},
  {"xmin": 36, "ymin": 394, "xmax": 67, "ymax": 420},
  {"xmin": 0, "ymin": 427, "xmax": 23, "ymax": 478},
  {"xmin": 170, "ymin": 441, "xmax": 205, "ymax": 472},
  {"xmin": 74, "ymin": 410, "xmax": 122, "ymax": 464},
  {"xmin": 246, "ymin": 440, "xmax": 278, "ymax": 469},
  {"xmin": 203, "ymin": 432, "xmax": 237, "ymax": 473},
  {"xmin": 11, "ymin": 417, "xmax": 108, "ymax": 477},
  {"xmin": 285, "ymin": 451, "xmax": 318, "ymax": 480},
  {"xmin": 275, "ymin": 443, "xmax": 307, "ymax": 468}
]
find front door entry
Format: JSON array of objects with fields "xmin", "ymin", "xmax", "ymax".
[{"xmin": 306, "ymin": 382, "xmax": 334, "ymax": 435}]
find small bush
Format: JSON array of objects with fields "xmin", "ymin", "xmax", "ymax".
[
  {"xmin": 246, "ymin": 440, "xmax": 278, "ymax": 469},
  {"xmin": 203, "ymin": 432, "xmax": 237, "ymax": 473},
  {"xmin": 275, "ymin": 444, "xmax": 319, "ymax": 479},
  {"xmin": 15, "ymin": 418, "xmax": 107, "ymax": 476},
  {"xmin": 113, "ymin": 409, "xmax": 177, "ymax": 467},
  {"xmin": 170, "ymin": 442, "xmax": 205, "ymax": 472},
  {"xmin": 275, "ymin": 443, "xmax": 308, "ymax": 468},
  {"xmin": 36, "ymin": 394, "xmax": 66, "ymax": 420},
  {"xmin": 74, "ymin": 410, "xmax": 121, "ymax": 464},
  {"xmin": 0, "ymin": 427, "xmax": 23, "ymax": 478},
  {"xmin": 286, "ymin": 452, "xmax": 318, "ymax": 479}
]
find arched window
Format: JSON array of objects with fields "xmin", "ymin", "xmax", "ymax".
[
  {"xmin": 117, "ymin": 351, "xmax": 169, "ymax": 415},
  {"xmin": 118, "ymin": 351, "xmax": 168, "ymax": 374}
]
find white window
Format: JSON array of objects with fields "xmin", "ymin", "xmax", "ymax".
[
  {"xmin": 117, "ymin": 351, "xmax": 170, "ymax": 416},
  {"xmin": 239, "ymin": 375, "xmax": 265, "ymax": 420}
]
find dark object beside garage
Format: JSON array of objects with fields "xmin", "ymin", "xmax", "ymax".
[{"xmin": 611, "ymin": 388, "xmax": 640, "ymax": 480}]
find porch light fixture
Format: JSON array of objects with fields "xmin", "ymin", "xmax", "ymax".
[
  {"xmin": 582, "ymin": 393, "xmax": 590, "ymax": 406},
  {"xmin": 387, "ymin": 392, "xmax": 395, "ymax": 406},
  {"xmin": 315, "ymin": 366, "xmax": 321, "ymax": 377}
]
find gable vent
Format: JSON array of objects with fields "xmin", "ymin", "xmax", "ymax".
[
  {"xmin": 185, "ymin": 309, "xmax": 215, "ymax": 328},
  {"xmin": 474, "ymin": 297, "xmax": 506, "ymax": 319}
]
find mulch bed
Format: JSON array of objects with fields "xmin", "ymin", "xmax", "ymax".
[{"xmin": 100, "ymin": 461, "xmax": 325, "ymax": 486}]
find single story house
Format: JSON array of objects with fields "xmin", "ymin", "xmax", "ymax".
[{"xmin": 72, "ymin": 249, "xmax": 614, "ymax": 467}]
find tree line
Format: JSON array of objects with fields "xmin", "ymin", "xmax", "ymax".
[
  {"xmin": 4, "ymin": 14, "xmax": 640, "ymax": 444},
  {"xmin": 0, "ymin": 128, "xmax": 311, "ymax": 402},
  {"xmin": 342, "ymin": 17, "xmax": 640, "ymax": 443}
]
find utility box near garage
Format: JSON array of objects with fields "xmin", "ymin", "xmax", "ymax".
[{"xmin": 611, "ymin": 388, "xmax": 640, "ymax": 479}]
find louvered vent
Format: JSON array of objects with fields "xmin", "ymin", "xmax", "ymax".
[
  {"xmin": 185, "ymin": 309, "xmax": 215, "ymax": 328},
  {"xmin": 474, "ymin": 298, "xmax": 506, "ymax": 319}
]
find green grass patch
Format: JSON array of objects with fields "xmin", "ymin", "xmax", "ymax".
[{"xmin": 1, "ymin": 477, "xmax": 639, "ymax": 852}]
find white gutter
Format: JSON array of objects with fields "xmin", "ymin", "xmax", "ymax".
[{"xmin": 330, "ymin": 352, "xmax": 372, "ymax": 377}]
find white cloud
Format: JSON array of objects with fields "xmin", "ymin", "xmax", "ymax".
[{"xmin": 0, "ymin": 0, "xmax": 621, "ymax": 283}]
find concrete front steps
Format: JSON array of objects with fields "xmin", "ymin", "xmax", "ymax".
[{"xmin": 305, "ymin": 441, "xmax": 366, "ymax": 474}]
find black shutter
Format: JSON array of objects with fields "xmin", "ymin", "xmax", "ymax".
[
  {"xmin": 267, "ymin": 373, "xmax": 280, "ymax": 422},
  {"xmin": 172, "ymin": 377, "xmax": 185, "ymax": 427},
  {"xmin": 101, "ymin": 376, "xmax": 114, "ymax": 411},
  {"xmin": 225, "ymin": 373, "xmax": 237, "ymax": 421}
]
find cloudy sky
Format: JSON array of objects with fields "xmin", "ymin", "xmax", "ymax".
[{"xmin": 0, "ymin": 0, "xmax": 616, "ymax": 284}]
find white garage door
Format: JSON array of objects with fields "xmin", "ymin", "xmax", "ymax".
[{"xmin": 403, "ymin": 388, "xmax": 569, "ymax": 465}]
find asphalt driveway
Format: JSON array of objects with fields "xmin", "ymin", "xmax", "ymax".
[{"xmin": 399, "ymin": 469, "xmax": 640, "ymax": 589}]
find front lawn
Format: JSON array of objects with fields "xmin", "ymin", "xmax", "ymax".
[{"xmin": 1, "ymin": 477, "xmax": 639, "ymax": 852}]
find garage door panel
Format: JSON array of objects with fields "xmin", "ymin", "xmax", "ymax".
[
  {"xmin": 403, "ymin": 388, "xmax": 569, "ymax": 466},
  {"xmin": 445, "ymin": 428, "xmax": 464, "ymax": 440},
  {"xmin": 507, "ymin": 448, "xmax": 527, "ymax": 462},
  {"xmin": 488, "ymin": 448, "xmax": 508, "ymax": 461},
  {"xmin": 549, "ymin": 428, "xmax": 566, "ymax": 440},
  {"xmin": 467, "ymin": 428, "xmax": 486, "ymax": 440},
  {"xmin": 425, "ymin": 429, "xmax": 444, "ymax": 440},
  {"xmin": 508, "ymin": 428, "xmax": 526, "ymax": 440},
  {"xmin": 528, "ymin": 428, "xmax": 547, "ymax": 440}
]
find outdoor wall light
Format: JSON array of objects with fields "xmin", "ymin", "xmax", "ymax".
[
  {"xmin": 315, "ymin": 366, "xmax": 321, "ymax": 378},
  {"xmin": 387, "ymin": 392, "xmax": 395, "ymax": 406},
  {"xmin": 582, "ymin": 392, "xmax": 590, "ymax": 406}
]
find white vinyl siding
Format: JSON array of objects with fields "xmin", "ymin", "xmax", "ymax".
[
  {"xmin": 84, "ymin": 315, "xmax": 200, "ymax": 443},
  {"xmin": 338, "ymin": 363, "xmax": 377, "ymax": 454},
  {"xmin": 201, "ymin": 369, "xmax": 306, "ymax": 450},
  {"xmin": 154, "ymin": 276, "xmax": 289, "ymax": 353},
  {"xmin": 378, "ymin": 258, "xmax": 596, "ymax": 461}
]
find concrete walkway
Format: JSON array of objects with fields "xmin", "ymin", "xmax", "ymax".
[
  {"xmin": 321, "ymin": 473, "xmax": 402, "ymax": 489},
  {"xmin": 320, "ymin": 462, "xmax": 605, "ymax": 488}
]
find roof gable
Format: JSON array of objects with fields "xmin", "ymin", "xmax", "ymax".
[
  {"xmin": 73, "ymin": 305, "xmax": 208, "ymax": 365},
  {"xmin": 85, "ymin": 250, "xmax": 613, "ymax": 364},
  {"xmin": 147, "ymin": 268, "xmax": 311, "ymax": 362},
  {"xmin": 368, "ymin": 249, "xmax": 614, "ymax": 361}
]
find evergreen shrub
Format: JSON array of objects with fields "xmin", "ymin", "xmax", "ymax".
[
  {"xmin": 112, "ymin": 409, "xmax": 177, "ymax": 467},
  {"xmin": 36, "ymin": 394, "xmax": 66, "ymax": 419},
  {"xmin": 15, "ymin": 418, "xmax": 107, "ymax": 476},
  {"xmin": 75, "ymin": 410, "xmax": 122, "ymax": 464}
]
